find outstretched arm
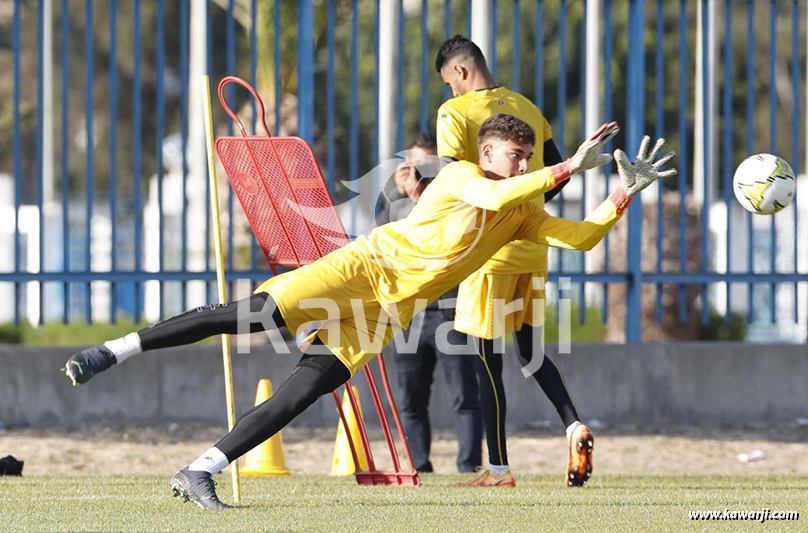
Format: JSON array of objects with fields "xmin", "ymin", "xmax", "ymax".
[
  {"xmin": 528, "ymin": 135, "xmax": 677, "ymax": 251},
  {"xmin": 456, "ymin": 164, "xmax": 571, "ymax": 211},
  {"xmin": 456, "ymin": 122, "xmax": 620, "ymax": 211},
  {"xmin": 529, "ymin": 189, "xmax": 629, "ymax": 251}
]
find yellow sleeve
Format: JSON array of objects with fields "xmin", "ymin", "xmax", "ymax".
[
  {"xmin": 454, "ymin": 166, "xmax": 566, "ymax": 211},
  {"xmin": 523, "ymin": 189, "xmax": 631, "ymax": 251},
  {"xmin": 436, "ymin": 103, "xmax": 468, "ymax": 161}
]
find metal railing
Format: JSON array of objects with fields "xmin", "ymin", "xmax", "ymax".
[{"xmin": 3, "ymin": 0, "xmax": 807, "ymax": 342}]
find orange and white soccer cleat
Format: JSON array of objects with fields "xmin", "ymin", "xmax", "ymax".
[
  {"xmin": 455, "ymin": 468, "xmax": 516, "ymax": 488},
  {"xmin": 567, "ymin": 424, "xmax": 594, "ymax": 487}
]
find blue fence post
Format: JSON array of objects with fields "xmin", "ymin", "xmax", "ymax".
[
  {"xmin": 204, "ymin": 0, "xmax": 212, "ymax": 303},
  {"xmin": 579, "ymin": 2, "xmax": 587, "ymax": 325},
  {"xmin": 110, "ymin": 0, "xmax": 118, "ymax": 323},
  {"xmin": 700, "ymin": 0, "xmax": 710, "ymax": 326},
  {"xmin": 792, "ymin": 0, "xmax": 801, "ymax": 321},
  {"xmin": 350, "ymin": 1, "xmax": 358, "ymax": 179},
  {"xmin": 626, "ymin": 0, "xmax": 646, "ymax": 342},
  {"xmin": 250, "ymin": 1, "xmax": 257, "ymax": 130},
  {"xmin": 557, "ymin": 0, "xmax": 567, "ymax": 156},
  {"xmin": 490, "ymin": 0, "xmax": 497, "ymax": 79},
  {"xmin": 397, "ymin": 0, "xmax": 405, "ymax": 152},
  {"xmin": 181, "ymin": 0, "xmax": 190, "ymax": 308},
  {"xmin": 13, "ymin": 0, "xmax": 21, "ymax": 326},
  {"xmin": 37, "ymin": 0, "xmax": 45, "ymax": 325},
  {"xmin": 443, "ymin": 0, "xmax": 451, "ymax": 101},
  {"xmin": 512, "ymin": 0, "xmax": 519, "ymax": 91},
  {"xmin": 274, "ymin": 0, "xmax": 281, "ymax": 134},
  {"xmin": 444, "ymin": 0, "xmax": 451, "ymax": 38},
  {"xmin": 298, "ymin": 0, "xmax": 315, "ymax": 145},
  {"xmin": 376, "ymin": 2, "xmax": 382, "ymax": 170},
  {"xmin": 61, "ymin": 0, "xmax": 70, "ymax": 323},
  {"xmin": 655, "ymin": 0, "xmax": 664, "ymax": 324},
  {"xmin": 327, "ymin": 0, "xmax": 336, "ymax": 194},
  {"xmin": 768, "ymin": 0, "xmax": 777, "ymax": 323},
  {"xmin": 557, "ymin": 0, "xmax": 567, "ymax": 287},
  {"xmin": 133, "ymin": 0, "xmax": 142, "ymax": 323},
  {"xmin": 250, "ymin": 0, "xmax": 258, "ymax": 281},
  {"xmin": 746, "ymin": 0, "xmax": 754, "ymax": 323},
  {"xmin": 226, "ymin": 0, "xmax": 235, "ymax": 134},
  {"xmin": 722, "ymin": 0, "xmax": 732, "ymax": 324},
  {"xmin": 226, "ymin": 0, "xmax": 235, "ymax": 295},
  {"xmin": 603, "ymin": 0, "xmax": 613, "ymax": 324},
  {"xmin": 349, "ymin": 0, "xmax": 359, "ymax": 232},
  {"xmin": 420, "ymin": 0, "xmax": 428, "ymax": 132},
  {"xmin": 156, "ymin": 0, "xmax": 165, "ymax": 318},
  {"xmin": 678, "ymin": 0, "xmax": 688, "ymax": 323},
  {"xmin": 534, "ymin": 0, "xmax": 543, "ymax": 111},
  {"xmin": 85, "ymin": 0, "xmax": 94, "ymax": 323}
]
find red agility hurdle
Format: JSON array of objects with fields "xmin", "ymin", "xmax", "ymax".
[{"xmin": 213, "ymin": 76, "xmax": 419, "ymax": 487}]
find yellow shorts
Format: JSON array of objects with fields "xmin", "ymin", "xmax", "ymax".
[
  {"xmin": 454, "ymin": 271, "xmax": 546, "ymax": 340},
  {"xmin": 254, "ymin": 248, "xmax": 401, "ymax": 375}
]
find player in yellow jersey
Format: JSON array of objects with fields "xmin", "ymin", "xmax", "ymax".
[
  {"xmin": 434, "ymin": 35, "xmax": 640, "ymax": 488},
  {"xmin": 62, "ymin": 114, "xmax": 673, "ymax": 508}
]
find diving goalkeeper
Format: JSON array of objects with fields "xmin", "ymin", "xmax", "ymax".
[{"xmin": 62, "ymin": 115, "xmax": 670, "ymax": 509}]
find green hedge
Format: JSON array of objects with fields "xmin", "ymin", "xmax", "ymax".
[
  {"xmin": 0, "ymin": 303, "xmax": 606, "ymax": 346},
  {"xmin": 0, "ymin": 320, "xmax": 152, "ymax": 346},
  {"xmin": 498, "ymin": 304, "xmax": 606, "ymax": 344}
]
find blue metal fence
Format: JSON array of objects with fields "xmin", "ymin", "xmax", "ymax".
[{"xmin": 3, "ymin": 0, "xmax": 807, "ymax": 342}]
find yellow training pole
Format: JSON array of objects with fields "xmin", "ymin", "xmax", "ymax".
[{"xmin": 202, "ymin": 74, "xmax": 242, "ymax": 504}]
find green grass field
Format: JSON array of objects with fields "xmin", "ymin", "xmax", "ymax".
[{"xmin": 1, "ymin": 474, "xmax": 805, "ymax": 532}]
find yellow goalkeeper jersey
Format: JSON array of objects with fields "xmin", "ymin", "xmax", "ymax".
[
  {"xmin": 437, "ymin": 86, "xmax": 557, "ymax": 338},
  {"xmin": 437, "ymin": 87, "xmax": 553, "ymax": 171},
  {"xmin": 350, "ymin": 161, "xmax": 566, "ymax": 328},
  {"xmin": 257, "ymin": 160, "xmax": 626, "ymax": 374}
]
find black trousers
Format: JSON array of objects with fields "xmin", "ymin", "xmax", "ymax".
[
  {"xmin": 389, "ymin": 310, "xmax": 482, "ymax": 473},
  {"xmin": 216, "ymin": 348, "xmax": 350, "ymax": 461},
  {"xmin": 136, "ymin": 294, "xmax": 351, "ymax": 463},
  {"xmin": 473, "ymin": 325, "xmax": 579, "ymax": 466}
]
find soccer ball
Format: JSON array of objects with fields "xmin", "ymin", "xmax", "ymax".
[{"xmin": 732, "ymin": 154, "xmax": 796, "ymax": 215}]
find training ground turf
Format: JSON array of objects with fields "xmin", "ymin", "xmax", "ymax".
[{"xmin": 1, "ymin": 475, "xmax": 805, "ymax": 532}]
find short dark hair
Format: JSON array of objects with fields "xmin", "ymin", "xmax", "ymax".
[
  {"xmin": 409, "ymin": 131, "xmax": 437, "ymax": 152},
  {"xmin": 435, "ymin": 34, "xmax": 488, "ymax": 73},
  {"xmin": 477, "ymin": 114, "xmax": 536, "ymax": 148}
]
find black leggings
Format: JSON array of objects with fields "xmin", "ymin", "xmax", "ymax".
[
  {"xmin": 474, "ymin": 326, "xmax": 580, "ymax": 466},
  {"xmin": 473, "ymin": 337, "xmax": 509, "ymax": 466},
  {"xmin": 135, "ymin": 293, "xmax": 352, "ymax": 462},
  {"xmin": 137, "ymin": 293, "xmax": 283, "ymax": 350},
  {"xmin": 512, "ymin": 327, "xmax": 579, "ymax": 429},
  {"xmin": 216, "ymin": 348, "xmax": 350, "ymax": 461}
]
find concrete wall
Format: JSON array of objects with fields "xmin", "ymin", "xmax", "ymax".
[{"xmin": 1, "ymin": 343, "xmax": 806, "ymax": 429}]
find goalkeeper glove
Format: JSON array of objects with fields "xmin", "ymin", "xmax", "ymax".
[
  {"xmin": 614, "ymin": 135, "xmax": 677, "ymax": 198},
  {"xmin": 566, "ymin": 121, "xmax": 620, "ymax": 175},
  {"xmin": 547, "ymin": 122, "xmax": 620, "ymax": 183}
]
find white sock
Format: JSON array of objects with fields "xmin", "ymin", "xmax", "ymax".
[
  {"xmin": 488, "ymin": 463, "xmax": 510, "ymax": 477},
  {"xmin": 566, "ymin": 421, "xmax": 582, "ymax": 441},
  {"xmin": 188, "ymin": 447, "xmax": 229, "ymax": 475},
  {"xmin": 104, "ymin": 333, "xmax": 142, "ymax": 363}
]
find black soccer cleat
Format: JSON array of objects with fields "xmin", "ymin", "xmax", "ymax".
[
  {"xmin": 170, "ymin": 468, "xmax": 233, "ymax": 510},
  {"xmin": 63, "ymin": 345, "xmax": 118, "ymax": 386}
]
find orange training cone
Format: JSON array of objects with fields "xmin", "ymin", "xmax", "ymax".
[
  {"xmin": 330, "ymin": 386, "xmax": 370, "ymax": 476},
  {"xmin": 241, "ymin": 379, "xmax": 290, "ymax": 476}
]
